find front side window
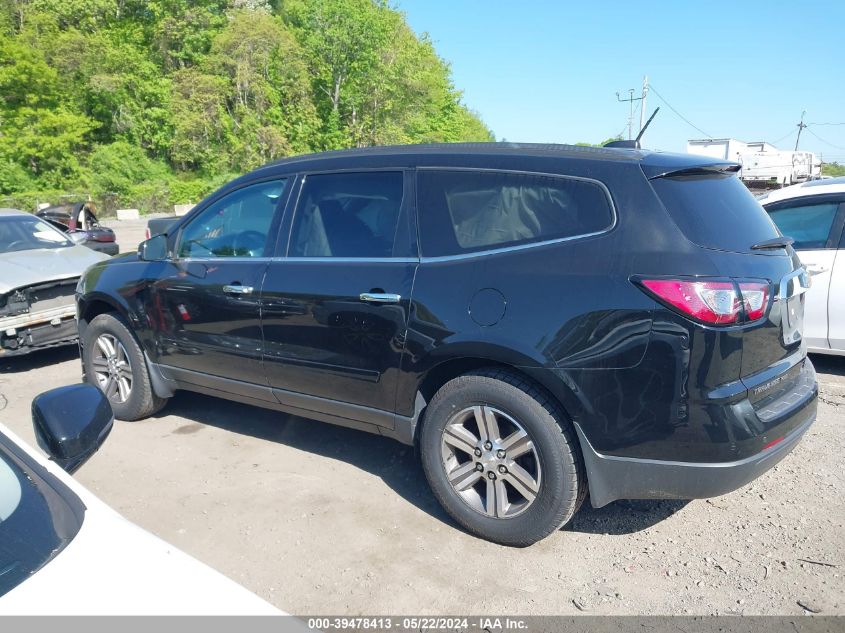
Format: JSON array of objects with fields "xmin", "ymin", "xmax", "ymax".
[
  {"xmin": 288, "ymin": 172, "xmax": 404, "ymax": 258},
  {"xmin": 177, "ymin": 179, "xmax": 288, "ymax": 258},
  {"xmin": 766, "ymin": 201, "xmax": 840, "ymax": 250},
  {"xmin": 417, "ymin": 170, "xmax": 614, "ymax": 257}
]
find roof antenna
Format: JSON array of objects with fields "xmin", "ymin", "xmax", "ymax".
[
  {"xmin": 604, "ymin": 107, "xmax": 660, "ymax": 149},
  {"xmin": 635, "ymin": 107, "xmax": 660, "ymax": 146}
]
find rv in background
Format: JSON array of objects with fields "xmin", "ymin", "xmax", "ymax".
[
  {"xmin": 687, "ymin": 138, "xmax": 820, "ymax": 188},
  {"xmin": 685, "ymin": 138, "xmax": 748, "ymax": 162}
]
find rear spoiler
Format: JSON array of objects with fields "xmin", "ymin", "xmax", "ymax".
[{"xmin": 644, "ymin": 162, "xmax": 741, "ymax": 180}]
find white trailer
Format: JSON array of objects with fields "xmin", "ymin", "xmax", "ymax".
[
  {"xmin": 740, "ymin": 150, "xmax": 797, "ymax": 187},
  {"xmin": 686, "ymin": 138, "xmax": 748, "ymax": 162},
  {"xmin": 740, "ymin": 149, "xmax": 820, "ymax": 187}
]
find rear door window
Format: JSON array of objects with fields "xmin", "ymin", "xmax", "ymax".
[
  {"xmin": 417, "ymin": 170, "xmax": 614, "ymax": 257},
  {"xmin": 288, "ymin": 172, "xmax": 405, "ymax": 258},
  {"xmin": 765, "ymin": 200, "xmax": 841, "ymax": 250},
  {"xmin": 650, "ymin": 173, "xmax": 781, "ymax": 253}
]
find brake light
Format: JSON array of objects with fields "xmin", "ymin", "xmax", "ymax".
[
  {"xmin": 145, "ymin": 228, "xmax": 151, "ymax": 240},
  {"xmin": 639, "ymin": 279, "xmax": 769, "ymax": 325},
  {"xmin": 739, "ymin": 282, "xmax": 769, "ymax": 321},
  {"xmin": 642, "ymin": 279, "xmax": 740, "ymax": 324}
]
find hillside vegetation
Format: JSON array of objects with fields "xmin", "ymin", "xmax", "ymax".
[{"xmin": 0, "ymin": 0, "xmax": 493, "ymax": 212}]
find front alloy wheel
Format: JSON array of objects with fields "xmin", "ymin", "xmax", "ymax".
[{"xmin": 91, "ymin": 333, "xmax": 134, "ymax": 403}]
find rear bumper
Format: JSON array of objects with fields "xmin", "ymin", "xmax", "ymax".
[
  {"xmin": 87, "ymin": 242, "xmax": 119, "ymax": 256},
  {"xmin": 575, "ymin": 356, "xmax": 818, "ymax": 507},
  {"xmin": 577, "ymin": 409, "xmax": 815, "ymax": 507}
]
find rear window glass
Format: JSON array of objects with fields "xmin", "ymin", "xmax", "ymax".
[
  {"xmin": 417, "ymin": 170, "xmax": 614, "ymax": 257},
  {"xmin": 651, "ymin": 173, "xmax": 780, "ymax": 253}
]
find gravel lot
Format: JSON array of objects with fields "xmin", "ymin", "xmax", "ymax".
[{"xmin": 0, "ymin": 218, "xmax": 842, "ymax": 616}]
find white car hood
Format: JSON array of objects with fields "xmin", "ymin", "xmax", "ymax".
[
  {"xmin": 0, "ymin": 246, "xmax": 109, "ymax": 294},
  {"xmin": 0, "ymin": 424, "xmax": 282, "ymax": 616}
]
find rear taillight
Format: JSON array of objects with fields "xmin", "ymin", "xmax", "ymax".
[
  {"xmin": 739, "ymin": 282, "xmax": 769, "ymax": 321},
  {"xmin": 145, "ymin": 228, "xmax": 151, "ymax": 240},
  {"xmin": 639, "ymin": 278, "xmax": 769, "ymax": 326}
]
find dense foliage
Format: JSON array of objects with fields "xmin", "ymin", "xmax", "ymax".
[
  {"xmin": 822, "ymin": 162, "xmax": 845, "ymax": 177},
  {"xmin": 0, "ymin": 0, "xmax": 493, "ymax": 212}
]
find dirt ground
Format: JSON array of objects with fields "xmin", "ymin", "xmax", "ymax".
[{"xmin": 0, "ymin": 218, "xmax": 842, "ymax": 616}]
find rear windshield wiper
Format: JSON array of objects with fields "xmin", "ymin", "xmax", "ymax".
[{"xmin": 751, "ymin": 236, "xmax": 794, "ymax": 250}]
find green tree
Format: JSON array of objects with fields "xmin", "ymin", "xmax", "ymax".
[
  {"xmin": 0, "ymin": 0, "xmax": 494, "ymax": 210},
  {"xmin": 822, "ymin": 162, "xmax": 845, "ymax": 177}
]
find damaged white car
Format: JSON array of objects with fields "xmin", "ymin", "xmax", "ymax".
[{"xmin": 0, "ymin": 208, "xmax": 110, "ymax": 356}]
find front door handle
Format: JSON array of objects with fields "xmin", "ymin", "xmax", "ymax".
[
  {"xmin": 223, "ymin": 284, "xmax": 254, "ymax": 295},
  {"xmin": 360, "ymin": 292, "xmax": 401, "ymax": 304}
]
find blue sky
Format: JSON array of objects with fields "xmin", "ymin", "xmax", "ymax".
[{"xmin": 398, "ymin": 1, "xmax": 845, "ymax": 161}]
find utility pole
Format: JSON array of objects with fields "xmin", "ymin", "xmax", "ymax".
[
  {"xmin": 616, "ymin": 87, "xmax": 644, "ymax": 140},
  {"xmin": 795, "ymin": 110, "xmax": 807, "ymax": 151},
  {"xmin": 639, "ymin": 75, "xmax": 649, "ymax": 135}
]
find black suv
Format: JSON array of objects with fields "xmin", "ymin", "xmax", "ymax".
[{"xmin": 76, "ymin": 143, "xmax": 817, "ymax": 545}]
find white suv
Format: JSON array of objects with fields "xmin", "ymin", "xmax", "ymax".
[{"xmin": 760, "ymin": 177, "xmax": 845, "ymax": 355}]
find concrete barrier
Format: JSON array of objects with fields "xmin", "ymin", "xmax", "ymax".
[
  {"xmin": 174, "ymin": 203, "xmax": 194, "ymax": 216},
  {"xmin": 116, "ymin": 208, "xmax": 140, "ymax": 221}
]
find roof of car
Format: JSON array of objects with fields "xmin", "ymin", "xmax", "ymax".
[
  {"xmin": 0, "ymin": 208, "xmax": 28, "ymax": 217},
  {"xmin": 254, "ymin": 142, "xmax": 733, "ymax": 173},
  {"xmin": 758, "ymin": 177, "xmax": 845, "ymax": 205}
]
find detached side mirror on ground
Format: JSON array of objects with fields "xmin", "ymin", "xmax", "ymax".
[
  {"xmin": 138, "ymin": 234, "xmax": 168, "ymax": 261},
  {"xmin": 31, "ymin": 384, "xmax": 114, "ymax": 474}
]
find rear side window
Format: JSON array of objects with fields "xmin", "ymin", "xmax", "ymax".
[
  {"xmin": 651, "ymin": 173, "xmax": 780, "ymax": 253},
  {"xmin": 765, "ymin": 201, "xmax": 840, "ymax": 249},
  {"xmin": 417, "ymin": 170, "xmax": 614, "ymax": 257},
  {"xmin": 288, "ymin": 172, "xmax": 404, "ymax": 258}
]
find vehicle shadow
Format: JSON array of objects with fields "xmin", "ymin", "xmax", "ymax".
[
  {"xmin": 153, "ymin": 391, "xmax": 687, "ymax": 538},
  {"xmin": 810, "ymin": 353, "xmax": 845, "ymax": 378},
  {"xmin": 566, "ymin": 499, "xmax": 690, "ymax": 535},
  {"xmin": 152, "ymin": 391, "xmax": 454, "ymax": 526},
  {"xmin": 0, "ymin": 344, "xmax": 79, "ymax": 374}
]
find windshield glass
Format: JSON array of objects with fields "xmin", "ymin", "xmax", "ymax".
[
  {"xmin": 0, "ymin": 431, "xmax": 84, "ymax": 597},
  {"xmin": 0, "ymin": 215, "xmax": 74, "ymax": 253}
]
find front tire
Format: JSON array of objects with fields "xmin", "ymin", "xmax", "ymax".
[
  {"xmin": 82, "ymin": 313, "xmax": 167, "ymax": 421},
  {"xmin": 420, "ymin": 369, "xmax": 585, "ymax": 546}
]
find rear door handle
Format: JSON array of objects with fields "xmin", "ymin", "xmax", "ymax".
[
  {"xmin": 223, "ymin": 284, "xmax": 254, "ymax": 295},
  {"xmin": 359, "ymin": 292, "xmax": 401, "ymax": 304}
]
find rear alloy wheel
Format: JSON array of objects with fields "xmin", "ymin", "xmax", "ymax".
[
  {"xmin": 441, "ymin": 405, "xmax": 541, "ymax": 518},
  {"xmin": 420, "ymin": 369, "xmax": 585, "ymax": 546}
]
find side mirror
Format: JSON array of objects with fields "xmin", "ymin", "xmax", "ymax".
[
  {"xmin": 138, "ymin": 234, "xmax": 168, "ymax": 261},
  {"xmin": 68, "ymin": 232, "xmax": 87, "ymax": 245},
  {"xmin": 31, "ymin": 384, "xmax": 114, "ymax": 474}
]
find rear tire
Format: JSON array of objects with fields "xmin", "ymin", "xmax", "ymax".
[
  {"xmin": 81, "ymin": 313, "xmax": 167, "ymax": 421},
  {"xmin": 420, "ymin": 368, "xmax": 585, "ymax": 546}
]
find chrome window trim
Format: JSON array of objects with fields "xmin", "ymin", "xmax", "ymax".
[
  {"xmin": 175, "ymin": 257, "xmax": 274, "ymax": 264},
  {"xmin": 270, "ymin": 256, "xmax": 417, "ymax": 264},
  {"xmin": 418, "ymin": 229, "xmax": 613, "ymax": 263},
  {"xmin": 414, "ymin": 166, "xmax": 617, "ymax": 261}
]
